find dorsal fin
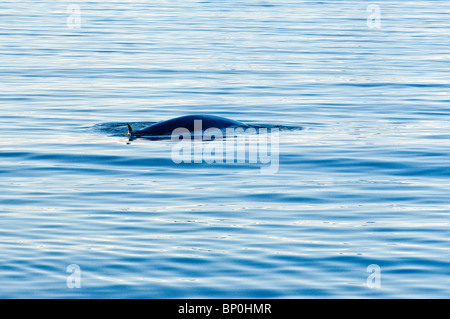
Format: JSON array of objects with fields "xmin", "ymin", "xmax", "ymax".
[{"xmin": 127, "ymin": 123, "xmax": 133, "ymax": 135}]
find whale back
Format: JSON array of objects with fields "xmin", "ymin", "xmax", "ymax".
[{"xmin": 135, "ymin": 115, "xmax": 246, "ymax": 137}]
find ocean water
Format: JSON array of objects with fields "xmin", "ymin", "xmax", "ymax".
[{"xmin": 1, "ymin": 0, "xmax": 449, "ymax": 298}]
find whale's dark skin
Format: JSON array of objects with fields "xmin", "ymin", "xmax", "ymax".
[{"xmin": 128, "ymin": 115, "xmax": 247, "ymax": 138}]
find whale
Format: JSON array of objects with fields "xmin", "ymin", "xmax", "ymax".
[{"xmin": 127, "ymin": 115, "xmax": 247, "ymax": 138}]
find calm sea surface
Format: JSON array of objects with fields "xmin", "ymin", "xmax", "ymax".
[{"xmin": 1, "ymin": 0, "xmax": 449, "ymax": 298}]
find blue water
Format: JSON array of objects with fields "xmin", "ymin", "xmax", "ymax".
[{"xmin": 1, "ymin": 0, "xmax": 450, "ymax": 298}]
